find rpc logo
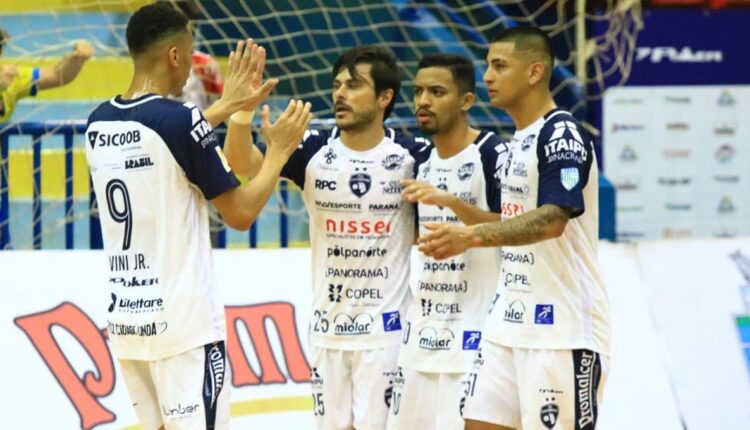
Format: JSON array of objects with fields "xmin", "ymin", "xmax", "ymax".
[{"xmin": 315, "ymin": 179, "xmax": 337, "ymax": 190}]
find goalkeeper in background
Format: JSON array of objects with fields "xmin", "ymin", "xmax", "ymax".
[{"xmin": 0, "ymin": 27, "xmax": 93, "ymax": 122}]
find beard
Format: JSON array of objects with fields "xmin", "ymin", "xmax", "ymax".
[{"xmin": 336, "ymin": 106, "xmax": 378, "ymax": 131}]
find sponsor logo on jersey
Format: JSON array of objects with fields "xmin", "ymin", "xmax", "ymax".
[
  {"xmin": 539, "ymin": 388, "xmax": 563, "ymax": 429},
  {"xmin": 560, "ymin": 167, "xmax": 579, "ymax": 191},
  {"xmin": 421, "ymin": 299, "xmax": 432, "ymax": 316},
  {"xmin": 190, "ymin": 119, "xmax": 213, "ymax": 145},
  {"xmin": 418, "ymin": 327, "xmax": 454, "ymax": 350},
  {"xmin": 323, "ymin": 147, "xmax": 337, "ymax": 164},
  {"xmin": 504, "ymin": 271, "xmax": 531, "ymax": 287},
  {"xmin": 325, "ymin": 266, "xmax": 389, "ymax": 279},
  {"xmin": 108, "ymin": 294, "xmax": 165, "ymax": 314},
  {"xmin": 328, "ymin": 284, "xmax": 342, "ymax": 302},
  {"xmin": 423, "ymin": 260, "xmax": 466, "ymax": 273},
  {"xmin": 502, "ymin": 250, "xmax": 535, "ymax": 265},
  {"xmin": 418, "ymin": 280, "xmax": 468, "ymax": 293},
  {"xmin": 617, "ymin": 205, "xmax": 645, "ymax": 213},
  {"xmin": 635, "ymin": 46, "xmax": 723, "ymax": 63},
  {"xmin": 109, "ymin": 276, "xmax": 159, "ymax": 288},
  {"xmin": 325, "ymin": 219, "xmax": 391, "ymax": 236},
  {"xmin": 124, "ymin": 156, "xmax": 154, "ymax": 170},
  {"xmin": 420, "ymin": 299, "xmax": 463, "ymax": 317},
  {"xmin": 715, "ymin": 144, "xmax": 736, "ymax": 163},
  {"xmin": 315, "ymin": 200, "xmax": 361, "ymax": 212},
  {"xmin": 457, "ymin": 192, "xmax": 478, "ymax": 206},
  {"xmin": 345, "ymin": 287, "xmax": 383, "ymax": 300},
  {"xmin": 612, "ymin": 98, "xmax": 643, "ymax": 105},
  {"xmin": 382, "ymin": 154, "xmax": 405, "ymax": 170},
  {"xmin": 512, "ymin": 161, "xmax": 529, "ymax": 176},
  {"xmin": 473, "ymin": 348, "xmax": 484, "ymax": 366},
  {"xmin": 504, "ymin": 300, "xmax": 526, "ymax": 324},
  {"xmin": 87, "ymin": 130, "xmax": 141, "ymax": 149},
  {"xmin": 107, "ymin": 321, "xmax": 168, "ymax": 337},
  {"xmin": 521, "ymin": 135, "xmax": 536, "ymax": 151},
  {"xmin": 462, "ymin": 331, "xmax": 481, "ymax": 350},
  {"xmin": 436, "ymin": 182, "xmax": 448, "ymax": 192},
  {"xmin": 544, "ymin": 121, "xmax": 588, "ymax": 164},
  {"xmin": 327, "ymin": 246, "xmax": 387, "ymax": 259},
  {"xmin": 369, "ymin": 202, "xmax": 401, "ymax": 213},
  {"xmin": 614, "ymin": 178, "xmax": 639, "ymax": 192},
  {"xmin": 383, "ymin": 311, "xmax": 402, "ymax": 332},
  {"xmin": 458, "ymin": 162, "xmax": 475, "ymax": 181},
  {"xmin": 350, "ymin": 173, "xmax": 372, "ymax": 197},
  {"xmin": 535, "ymin": 304, "xmax": 554, "ymax": 325},
  {"xmin": 315, "ymin": 179, "xmax": 337, "ymax": 190},
  {"xmin": 617, "ymin": 231, "xmax": 647, "ymax": 240},
  {"xmin": 204, "ymin": 343, "xmax": 226, "ymax": 409},
  {"xmin": 380, "ymin": 180, "xmax": 402, "ymax": 194},
  {"xmin": 333, "ymin": 312, "xmax": 373, "ymax": 336},
  {"xmin": 663, "ymin": 228, "xmax": 693, "ymax": 239},
  {"xmin": 713, "ymin": 227, "xmax": 737, "ymax": 238}
]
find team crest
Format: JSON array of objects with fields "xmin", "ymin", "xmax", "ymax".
[
  {"xmin": 350, "ymin": 173, "xmax": 372, "ymax": 197},
  {"xmin": 560, "ymin": 167, "xmax": 579, "ymax": 191},
  {"xmin": 540, "ymin": 401, "xmax": 559, "ymax": 429},
  {"xmin": 458, "ymin": 162, "xmax": 475, "ymax": 181},
  {"xmin": 522, "ymin": 135, "xmax": 536, "ymax": 151},
  {"xmin": 87, "ymin": 131, "xmax": 99, "ymax": 149}
]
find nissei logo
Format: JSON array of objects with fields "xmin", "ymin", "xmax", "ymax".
[
  {"xmin": 325, "ymin": 219, "xmax": 391, "ymax": 235},
  {"xmin": 635, "ymin": 46, "xmax": 723, "ymax": 63},
  {"xmin": 124, "ymin": 156, "xmax": 154, "ymax": 170},
  {"xmin": 504, "ymin": 300, "xmax": 526, "ymax": 324},
  {"xmin": 87, "ymin": 130, "xmax": 141, "ymax": 149},
  {"xmin": 543, "ymin": 121, "xmax": 588, "ymax": 163},
  {"xmin": 462, "ymin": 331, "xmax": 481, "ymax": 350},
  {"xmin": 418, "ymin": 327, "xmax": 454, "ymax": 350},
  {"xmin": 333, "ymin": 313, "xmax": 373, "ymax": 336},
  {"xmin": 383, "ymin": 311, "xmax": 402, "ymax": 332},
  {"xmin": 315, "ymin": 179, "xmax": 337, "ymax": 190}
]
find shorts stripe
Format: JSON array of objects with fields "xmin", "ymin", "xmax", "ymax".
[
  {"xmin": 572, "ymin": 349, "xmax": 601, "ymax": 430},
  {"xmin": 203, "ymin": 342, "xmax": 227, "ymax": 430}
]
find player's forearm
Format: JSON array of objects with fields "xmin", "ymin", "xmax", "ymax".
[
  {"xmin": 224, "ymin": 118, "xmax": 263, "ymax": 177},
  {"xmin": 472, "ymin": 204, "xmax": 570, "ymax": 247},
  {"xmin": 229, "ymin": 156, "xmax": 285, "ymax": 230},
  {"xmin": 202, "ymin": 100, "xmax": 235, "ymax": 128},
  {"xmin": 445, "ymin": 196, "xmax": 502, "ymax": 226}
]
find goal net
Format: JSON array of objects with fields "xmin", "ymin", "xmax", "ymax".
[{"xmin": 0, "ymin": 0, "xmax": 642, "ymax": 249}]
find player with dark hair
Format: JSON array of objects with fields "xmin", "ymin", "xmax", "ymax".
[
  {"xmin": 418, "ymin": 27, "xmax": 611, "ymax": 430},
  {"xmin": 386, "ymin": 52, "xmax": 507, "ymax": 430},
  {"xmin": 85, "ymin": 4, "xmax": 311, "ymax": 429},
  {"xmin": 224, "ymin": 44, "xmax": 427, "ymax": 430},
  {"xmin": 0, "ymin": 26, "xmax": 93, "ymax": 121}
]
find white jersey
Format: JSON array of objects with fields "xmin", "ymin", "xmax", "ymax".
[
  {"xmin": 86, "ymin": 94, "xmax": 239, "ymax": 360},
  {"xmin": 484, "ymin": 109, "xmax": 610, "ymax": 354},
  {"xmin": 278, "ymin": 127, "xmax": 428, "ymax": 350},
  {"xmin": 399, "ymin": 130, "xmax": 508, "ymax": 373}
]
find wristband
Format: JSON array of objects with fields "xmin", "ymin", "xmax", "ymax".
[{"xmin": 230, "ymin": 110, "xmax": 255, "ymax": 125}]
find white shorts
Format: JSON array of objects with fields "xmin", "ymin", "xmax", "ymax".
[
  {"xmin": 309, "ymin": 344, "xmax": 400, "ymax": 430},
  {"xmin": 386, "ymin": 367, "xmax": 466, "ymax": 430},
  {"xmin": 119, "ymin": 341, "xmax": 230, "ymax": 430},
  {"xmin": 463, "ymin": 340, "xmax": 608, "ymax": 430}
]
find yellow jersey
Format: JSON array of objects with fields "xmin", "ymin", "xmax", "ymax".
[{"xmin": 1, "ymin": 66, "xmax": 39, "ymax": 122}]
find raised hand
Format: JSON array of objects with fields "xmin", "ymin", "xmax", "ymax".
[
  {"xmin": 260, "ymin": 99, "xmax": 313, "ymax": 160},
  {"xmin": 401, "ymin": 178, "xmax": 456, "ymax": 208},
  {"xmin": 221, "ymin": 39, "xmax": 278, "ymax": 113},
  {"xmin": 72, "ymin": 40, "xmax": 94, "ymax": 60}
]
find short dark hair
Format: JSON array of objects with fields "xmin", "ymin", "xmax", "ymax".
[
  {"xmin": 333, "ymin": 45, "xmax": 401, "ymax": 120},
  {"xmin": 417, "ymin": 53, "xmax": 476, "ymax": 94},
  {"xmin": 491, "ymin": 26, "xmax": 554, "ymax": 79},
  {"xmin": 126, "ymin": 3, "xmax": 190, "ymax": 57},
  {"xmin": 158, "ymin": 0, "xmax": 201, "ymax": 20}
]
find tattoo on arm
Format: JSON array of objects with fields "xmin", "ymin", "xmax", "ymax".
[{"xmin": 475, "ymin": 204, "xmax": 572, "ymax": 247}]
